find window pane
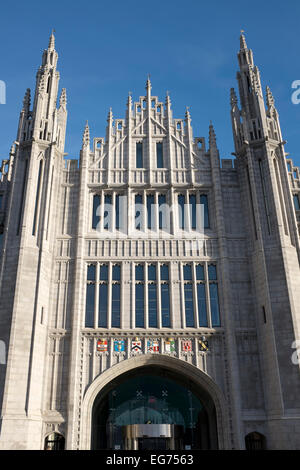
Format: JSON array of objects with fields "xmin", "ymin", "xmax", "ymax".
[
  {"xmin": 148, "ymin": 264, "xmax": 156, "ymax": 281},
  {"xmin": 0, "ymin": 195, "xmax": 2, "ymax": 210},
  {"xmin": 178, "ymin": 195, "xmax": 185, "ymax": 229},
  {"xmin": 208, "ymin": 265, "xmax": 217, "ymax": 280},
  {"xmin": 92, "ymin": 195, "xmax": 101, "ymax": 230},
  {"xmin": 100, "ymin": 264, "xmax": 108, "ymax": 280},
  {"xmin": 111, "ymin": 284, "xmax": 121, "ymax": 327},
  {"xmin": 135, "ymin": 284, "xmax": 144, "ymax": 327},
  {"xmin": 184, "ymin": 283, "xmax": 194, "ymax": 327},
  {"xmin": 85, "ymin": 284, "xmax": 95, "ymax": 327},
  {"xmin": 197, "ymin": 283, "xmax": 208, "ymax": 327},
  {"xmin": 135, "ymin": 194, "xmax": 143, "ymax": 230},
  {"xmin": 98, "ymin": 284, "xmax": 108, "ymax": 327},
  {"xmin": 183, "ymin": 264, "xmax": 192, "ymax": 280},
  {"xmin": 147, "ymin": 195, "xmax": 154, "ymax": 230},
  {"xmin": 156, "ymin": 142, "xmax": 164, "ymax": 168},
  {"xmin": 160, "ymin": 264, "xmax": 169, "ymax": 281},
  {"xmin": 148, "ymin": 284, "xmax": 157, "ymax": 327},
  {"xmin": 200, "ymin": 194, "xmax": 210, "ymax": 229},
  {"xmin": 161, "ymin": 284, "xmax": 171, "ymax": 327},
  {"xmin": 104, "ymin": 194, "xmax": 112, "ymax": 230},
  {"xmin": 158, "ymin": 194, "xmax": 167, "ymax": 229},
  {"xmin": 293, "ymin": 194, "xmax": 300, "ymax": 211},
  {"xmin": 87, "ymin": 264, "xmax": 96, "ymax": 281},
  {"xmin": 210, "ymin": 283, "xmax": 220, "ymax": 327},
  {"xmin": 196, "ymin": 264, "xmax": 204, "ymax": 280},
  {"xmin": 115, "ymin": 194, "xmax": 120, "ymax": 229},
  {"xmin": 136, "ymin": 142, "xmax": 143, "ymax": 168},
  {"xmin": 189, "ymin": 194, "xmax": 196, "ymax": 230},
  {"xmin": 135, "ymin": 264, "xmax": 144, "ymax": 281},
  {"xmin": 112, "ymin": 264, "xmax": 121, "ymax": 281}
]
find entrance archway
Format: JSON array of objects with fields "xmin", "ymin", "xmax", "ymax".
[
  {"xmin": 92, "ymin": 367, "xmax": 217, "ymax": 449},
  {"xmin": 80, "ymin": 355, "xmax": 229, "ymax": 449}
]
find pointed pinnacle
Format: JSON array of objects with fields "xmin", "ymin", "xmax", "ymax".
[
  {"xmin": 185, "ymin": 106, "xmax": 191, "ymax": 121},
  {"xmin": 82, "ymin": 120, "xmax": 90, "ymax": 148},
  {"xmin": 146, "ymin": 74, "xmax": 152, "ymax": 93},
  {"xmin": 240, "ymin": 30, "xmax": 247, "ymax": 50},
  {"xmin": 209, "ymin": 122, "xmax": 217, "ymax": 148},
  {"xmin": 107, "ymin": 107, "xmax": 113, "ymax": 121},
  {"xmin": 230, "ymin": 88, "xmax": 238, "ymax": 107},
  {"xmin": 48, "ymin": 29, "xmax": 55, "ymax": 50},
  {"xmin": 165, "ymin": 91, "xmax": 171, "ymax": 107},
  {"xmin": 59, "ymin": 88, "xmax": 67, "ymax": 107},
  {"xmin": 266, "ymin": 85, "xmax": 275, "ymax": 108},
  {"xmin": 23, "ymin": 88, "xmax": 31, "ymax": 111}
]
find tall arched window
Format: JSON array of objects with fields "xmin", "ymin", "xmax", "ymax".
[
  {"xmin": 44, "ymin": 432, "xmax": 65, "ymax": 450},
  {"xmin": 245, "ymin": 432, "xmax": 266, "ymax": 450}
]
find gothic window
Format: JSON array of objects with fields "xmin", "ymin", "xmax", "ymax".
[
  {"xmin": 85, "ymin": 264, "xmax": 96, "ymax": 328},
  {"xmin": 208, "ymin": 264, "xmax": 220, "ymax": 327},
  {"xmin": 135, "ymin": 194, "xmax": 143, "ymax": 230},
  {"xmin": 160, "ymin": 264, "xmax": 171, "ymax": 327},
  {"xmin": 44, "ymin": 433, "xmax": 65, "ymax": 451},
  {"xmin": 85, "ymin": 263, "xmax": 122, "ymax": 328},
  {"xmin": 182, "ymin": 262, "xmax": 220, "ymax": 328},
  {"xmin": 158, "ymin": 194, "xmax": 167, "ymax": 230},
  {"xmin": 92, "ymin": 194, "xmax": 101, "ymax": 230},
  {"xmin": 99, "ymin": 264, "xmax": 108, "ymax": 328},
  {"xmin": 156, "ymin": 142, "xmax": 164, "ymax": 168},
  {"xmin": 293, "ymin": 194, "xmax": 300, "ymax": 211},
  {"xmin": 148, "ymin": 264, "xmax": 157, "ymax": 328},
  {"xmin": 135, "ymin": 264, "xmax": 145, "ymax": 328},
  {"xmin": 183, "ymin": 264, "xmax": 194, "ymax": 327},
  {"xmin": 136, "ymin": 142, "xmax": 143, "ymax": 168},
  {"xmin": 189, "ymin": 194, "xmax": 197, "ymax": 230},
  {"xmin": 178, "ymin": 194, "xmax": 185, "ymax": 230},
  {"xmin": 111, "ymin": 265, "xmax": 121, "ymax": 328},
  {"xmin": 200, "ymin": 194, "xmax": 210, "ymax": 229},
  {"xmin": 147, "ymin": 194, "xmax": 154, "ymax": 230},
  {"xmin": 196, "ymin": 264, "xmax": 208, "ymax": 327}
]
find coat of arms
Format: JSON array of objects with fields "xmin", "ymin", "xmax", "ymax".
[
  {"xmin": 181, "ymin": 340, "xmax": 192, "ymax": 352},
  {"xmin": 199, "ymin": 337, "xmax": 209, "ymax": 352},
  {"xmin": 164, "ymin": 338, "xmax": 176, "ymax": 353},
  {"xmin": 131, "ymin": 339, "xmax": 142, "ymax": 353},
  {"xmin": 147, "ymin": 340, "xmax": 159, "ymax": 353},
  {"xmin": 114, "ymin": 339, "xmax": 125, "ymax": 352},
  {"xmin": 97, "ymin": 339, "xmax": 108, "ymax": 352}
]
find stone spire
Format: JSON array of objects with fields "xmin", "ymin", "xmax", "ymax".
[
  {"xmin": 185, "ymin": 106, "xmax": 191, "ymax": 123},
  {"xmin": 22, "ymin": 88, "xmax": 31, "ymax": 112},
  {"xmin": 82, "ymin": 121, "xmax": 90, "ymax": 149},
  {"xmin": 240, "ymin": 30, "xmax": 247, "ymax": 50},
  {"xmin": 209, "ymin": 121, "xmax": 217, "ymax": 148},
  {"xmin": 48, "ymin": 29, "xmax": 55, "ymax": 51},
  {"xmin": 59, "ymin": 88, "xmax": 67, "ymax": 108},
  {"xmin": 230, "ymin": 88, "xmax": 238, "ymax": 108},
  {"xmin": 266, "ymin": 86, "xmax": 275, "ymax": 109}
]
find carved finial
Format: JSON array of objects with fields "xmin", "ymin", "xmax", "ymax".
[
  {"xmin": 209, "ymin": 121, "xmax": 217, "ymax": 148},
  {"xmin": 48, "ymin": 29, "xmax": 55, "ymax": 50},
  {"xmin": 107, "ymin": 107, "xmax": 113, "ymax": 121},
  {"xmin": 230, "ymin": 88, "xmax": 238, "ymax": 107},
  {"xmin": 266, "ymin": 85, "xmax": 275, "ymax": 109},
  {"xmin": 146, "ymin": 74, "xmax": 152, "ymax": 92},
  {"xmin": 23, "ymin": 88, "xmax": 31, "ymax": 111},
  {"xmin": 185, "ymin": 106, "xmax": 191, "ymax": 121},
  {"xmin": 59, "ymin": 88, "xmax": 67, "ymax": 108},
  {"xmin": 240, "ymin": 29, "xmax": 247, "ymax": 50},
  {"xmin": 82, "ymin": 120, "xmax": 90, "ymax": 149}
]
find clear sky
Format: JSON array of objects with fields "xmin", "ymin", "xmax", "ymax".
[{"xmin": 1, "ymin": 0, "xmax": 300, "ymax": 166}]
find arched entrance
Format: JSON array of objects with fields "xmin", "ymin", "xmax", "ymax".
[
  {"xmin": 80, "ymin": 355, "xmax": 230, "ymax": 449},
  {"xmin": 91, "ymin": 366, "xmax": 218, "ymax": 450}
]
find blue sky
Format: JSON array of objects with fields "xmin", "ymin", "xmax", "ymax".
[{"xmin": 1, "ymin": 0, "xmax": 300, "ymax": 166}]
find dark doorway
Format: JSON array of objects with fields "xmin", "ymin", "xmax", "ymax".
[{"xmin": 91, "ymin": 365, "xmax": 218, "ymax": 450}]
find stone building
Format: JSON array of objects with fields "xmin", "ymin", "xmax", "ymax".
[{"xmin": 0, "ymin": 31, "xmax": 300, "ymax": 450}]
